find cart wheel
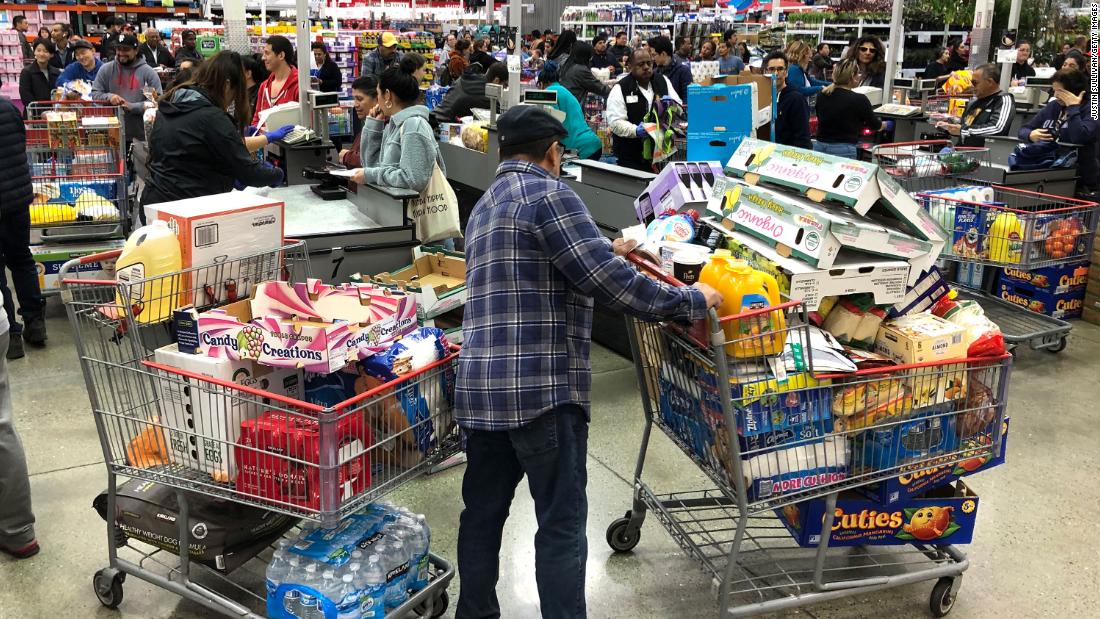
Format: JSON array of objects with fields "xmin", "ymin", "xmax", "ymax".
[
  {"xmin": 412, "ymin": 590, "xmax": 449, "ymax": 618},
  {"xmin": 929, "ymin": 577, "xmax": 956, "ymax": 617},
  {"xmin": 606, "ymin": 514, "xmax": 641, "ymax": 553},
  {"xmin": 93, "ymin": 568, "xmax": 125, "ymax": 609},
  {"xmin": 1045, "ymin": 337, "xmax": 1068, "ymax": 354}
]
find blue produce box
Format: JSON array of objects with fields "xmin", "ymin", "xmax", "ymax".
[
  {"xmin": 997, "ymin": 272, "xmax": 1087, "ymax": 319},
  {"xmin": 686, "ymin": 83, "xmax": 754, "ymax": 163},
  {"xmin": 999, "ymin": 261, "xmax": 1089, "ymax": 292},
  {"xmin": 775, "ymin": 480, "xmax": 980, "ymax": 547}
]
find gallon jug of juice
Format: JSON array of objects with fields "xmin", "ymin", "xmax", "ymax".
[
  {"xmin": 720, "ymin": 259, "xmax": 787, "ymax": 358},
  {"xmin": 986, "ymin": 210, "xmax": 1022, "ymax": 264},
  {"xmin": 114, "ymin": 220, "xmax": 182, "ymax": 323}
]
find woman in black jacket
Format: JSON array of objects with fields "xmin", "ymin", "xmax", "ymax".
[
  {"xmin": 311, "ymin": 42, "xmax": 342, "ymax": 93},
  {"xmin": 142, "ymin": 51, "xmax": 284, "ymax": 205},
  {"xmin": 19, "ymin": 39, "xmax": 60, "ymax": 111}
]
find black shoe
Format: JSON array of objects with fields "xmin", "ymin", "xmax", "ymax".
[
  {"xmin": 6, "ymin": 334, "xmax": 24, "ymax": 360},
  {"xmin": 23, "ymin": 317, "xmax": 47, "ymax": 347}
]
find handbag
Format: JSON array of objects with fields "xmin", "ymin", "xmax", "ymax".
[
  {"xmin": 402, "ymin": 123, "xmax": 461, "ymax": 242},
  {"xmin": 1008, "ymin": 140, "xmax": 1060, "ymax": 171}
]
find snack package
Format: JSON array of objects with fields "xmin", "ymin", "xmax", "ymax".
[
  {"xmin": 645, "ymin": 208, "xmax": 699, "ymax": 243},
  {"xmin": 831, "ymin": 378, "xmax": 914, "ymax": 432},
  {"xmin": 358, "ymin": 327, "xmax": 453, "ymax": 466},
  {"xmin": 852, "ymin": 403, "xmax": 959, "ymax": 472},
  {"xmin": 822, "ymin": 295, "xmax": 886, "ymax": 350},
  {"xmin": 930, "ymin": 293, "xmax": 1006, "ymax": 357}
]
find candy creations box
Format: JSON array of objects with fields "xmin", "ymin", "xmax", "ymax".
[
  {"xmin": 775, "ymin": 480, "xmax": 979, "ymax": 547},
  {"xmin": 634, "ymin": 161, "xmax": 723, "ymax": 224},
  {"xmin": 715, "ymin": 178, "xmax": 934, "ymax": 271},
  {"xmin": 725, "ymin": 139, "xmax": 947, "ymax": 261},
  {"xmin": 174, "ymin": 279, "xmax": 417, "ymax": 374},
  {"xmin": 153, "ymin": 343, "xmax": 305, "ymax": 482},
  {"xmin": 868, "ymin": 418, "xmax": 1009, "ymax": 505},
  {"xmin": 687, "ymin": 83, "xmax": 755, "ymax": 163},
  {"xmin": 710, "ymin": 220, "xmax": 911, "ymax": 312},
  {"xmin": 234, "ymin": 409, "xmax": 371, "ymax": 510},
  {"xmin": 145, "ymin": 191, "xmax": 285, "ymax": 306},
  {"xmin": 371, "ymin": 249, "xmax": 467, "ymax": 321},
  {"xmin": 32, "ymin": 240, "xmax": 123, "ymax": 293}
]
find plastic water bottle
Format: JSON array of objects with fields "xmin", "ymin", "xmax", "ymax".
[
  {"xmin": 406, "ymin": 515, "xmax": 431, "ymax": 591},
  {"xmin": 383, "ymin": 539, "xmax": 410, "ymax": 611},
  {"xmin": 266, "ymin": 549, "xmax": 292, "ymax": 616},
  {"xmin": 386, "ymin": 521, "xmax": 422, "ymax": 593},
  {"xmin": 336, "ymin": 573, "xmax": 362, "ymax": 619},
  {"xmin": 298, "ymin": 563, "xmax": 321, "ymax": 619},
  {"xmin": 358, "ymin": 554, "xmax": 388, "ymax": 619},
  {"xmin": 284, "ymin": 556, "xmax": 303, "ymax": 617}
]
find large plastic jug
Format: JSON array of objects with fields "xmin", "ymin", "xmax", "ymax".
[
  {"xmin": 710, "ymin": 256, "xmax": 787, "ymax": 357},
  {"xmin": 114, "ymin": 221, "xmax": 182, "ymax": 323},
  {"xmin": 986, "ymin": 210, "xmax": 1022, "ymax": 264}
]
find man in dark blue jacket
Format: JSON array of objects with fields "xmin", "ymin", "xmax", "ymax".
[
  {"xmin": 0, "ymin": 97, "xmax": 46, "ymax": 359},
  {"xmin": 1018, "ymin": 67, "xmax": 1099, "ymax": 192},
  {"xmin": 765, "ymin": 51, "xmax": 813, "ymax": 149},
  {"xmin": 648, "ymin": 35, "xmax": 692, "ymax": 101}
]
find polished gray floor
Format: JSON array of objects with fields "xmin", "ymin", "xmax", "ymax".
[{"xmin": 1, "ymin": 301, "xmax": 1097, "ymax": 618}]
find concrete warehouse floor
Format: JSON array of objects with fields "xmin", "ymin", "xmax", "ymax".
[{"xmin": 1, "ymin": 303, "xmax": 1097, "ymax": 619}]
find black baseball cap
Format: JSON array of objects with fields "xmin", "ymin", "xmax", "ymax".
[
  {"xmin": 117, "ymin": 34, "xmax": 140, "ymax": 49},
  {"xmin": 72, "ymin": 39, "xmax": 95, "ymax": 51},
  {"xmin": 497, "ymin": 106, "xmax": 567, "ymax": 147}
]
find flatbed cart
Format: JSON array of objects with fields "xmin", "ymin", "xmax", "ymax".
[
  {"xmin": 59, "ymin": 240, "xmax": 457, "ymax": 618},
  {"xmin": 606, "ymin": 255, "xmax": 1011, "ymax": 617},
  {"xmin": 915, "ymin": 184, "xmax": 1099, "ymax": 353}
]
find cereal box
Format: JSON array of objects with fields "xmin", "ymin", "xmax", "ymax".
[{"xmin": 776, "ymin": 480, "xmax": 980, "ymax": 547}]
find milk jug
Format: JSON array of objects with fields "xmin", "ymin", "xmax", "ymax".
[{"xmin": 114, "ymin": 221, "xmax": 182, "ymax": 323}]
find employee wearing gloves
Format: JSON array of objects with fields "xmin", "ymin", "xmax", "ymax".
[
  {"xmin": 252, "ymin": 35, "xmax": 299, "ymax": 128},
  {"xmin": 455, "ymin": 105, "xmax": 721, "ymax": 619},
  {"xmin": 1018, "ymin": 68, "xmax": 1099, "ymax": 193},
  {"xmin": 605, "ymin": 48, "xmax": 682, "ymax": 172},
  {"xmin": 91, "ymin": 34, "xmax": 162, "ymax": 144},
  {"xmin": 935, "ymin": 63, "xmax": 1015, "ymax": 147},
  {"xmin": 142, "ymin": 51, "xmax": 285, "ymax": 205},
  {"xmin": 537, "ymin": 61, "xmax": 604, "ymax": 160}
]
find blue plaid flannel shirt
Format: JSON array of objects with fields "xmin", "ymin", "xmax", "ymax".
[
  {"xmin": 361, "ymin": 49, "xmax": 402, "ymax": 81},
  {"xmin": 455, "ymin": 160, "xmax": 708, "ymax": 432}
]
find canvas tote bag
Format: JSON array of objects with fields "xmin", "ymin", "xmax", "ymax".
[{"xmin": 402, "ymin": 122, "xmax": 461, "ymax": 242}]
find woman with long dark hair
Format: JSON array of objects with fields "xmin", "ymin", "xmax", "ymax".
[
  {"xmin": 241, "ymin": 53, "xmax": 268, "ymax": 114},
  {"xmin": 142, "ymin": 51, "xmax": 284, "ymax": 203},
  {"xmin": 841, "ymin": 35, "xmax": 886, "ymax": 88},
  {"xmin": 310, "ymin": 41, "xmax": 342, "ymax": 92},
  {"xmin": 548, "ymin": 29, "xmax": 577, "ymax": 63},
  {"xmin": 737, "ymin": 41, "xmax": 751, "ymax": 65},
  {"xmin": 19, "ymin": 39, "xmax": 59, "ymax": 111}
]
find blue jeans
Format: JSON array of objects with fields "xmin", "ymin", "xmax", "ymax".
[
  {"xmin": 456, "ymin": 405, "xmax": 589, "ymax": 619},
  {"xmin": 813, "ymin": 141, "xmax": 858, "ymax": 159}
]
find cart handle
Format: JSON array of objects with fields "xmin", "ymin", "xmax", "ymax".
[
  {"xmin": 142, "ymin": 359, "xmax": 327, "ymax": 413},
  {"xmin": 872, "ymin": 139, "xmax": 953, "ymax": 149},
  {"xmin": 814, "ymin": 353, "xmax": 1011, "ymax": 380},
  {"xmin": 332, "ymin": 347, "xmax": 461, "ymax": 411},
  {"xmin": 63, "ymin": 238, "xmax": 307, "ymax": 271},
  {"xmin": 625, "ymin": 251, "xmax": 802, "ymax": 324}
]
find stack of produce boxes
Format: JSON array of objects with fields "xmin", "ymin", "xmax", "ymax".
[{"xmin": 632, "ymin": 138, "xmax": 1009, "ymax": 547}]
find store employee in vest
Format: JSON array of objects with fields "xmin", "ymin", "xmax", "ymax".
[
  {"xmin": 605, "ymin": 48, "xmax": 682, "ymax": 172},
  {"xmin": 252, "ymin": 35, "xmax": 299, "ymax": 128}
]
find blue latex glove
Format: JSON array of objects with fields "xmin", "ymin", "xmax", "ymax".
[
  {"xmin": 635, "ymin": 123, "xmax": 648, "ymax": 138},
  {"xmin": 264, "ymin": 124, "xmax": 295, "ymax": 142},
  {"xmin": 660, "ymin": 96, "xmax": 674, "ymax": 105},
  {"xmin": 245, "ymin": 125, "xmax": 258, "ymax": 137}
]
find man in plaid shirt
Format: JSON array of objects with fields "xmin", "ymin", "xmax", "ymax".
[{"xmin": 455, "ymin": 106, "xmax": 722, "ymax": 619}]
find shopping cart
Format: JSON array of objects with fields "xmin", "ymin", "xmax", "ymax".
[
  {"xmin": 25, "ymin": 101, "xmax": 130, "ymax": 244},
  {"xmin": 606, "ymin": 254, "xmax": 1011, "ymax": 618},
  {"xmin": 872, "ymin": 140, "xmax": 990, "ymax": 193},
  {"xmin": 59, "ymin": 240, "xmax": 456, "ymax": 618},
  {"xmin": 917, "ymin": 184, "xmax": 1099, "ymax": 352}
]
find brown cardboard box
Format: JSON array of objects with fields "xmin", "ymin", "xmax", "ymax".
[
  {"xmin": 1082, "ymin": 304, "xmax": 1100, "ymax": 326},
  {"xmin": 699, "ymin": 71, "xmax": 773, "ymax": 112}
]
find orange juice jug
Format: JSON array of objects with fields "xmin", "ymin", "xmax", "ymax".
[
  {"xmin": 720, "ymin": 259, "xmax": 787, "ymax": 357},
  {"xmin": 114, "ymin": 221, "xmax": 182, "ymax": 323}
]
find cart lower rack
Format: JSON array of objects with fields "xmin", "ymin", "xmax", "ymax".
[
  {"xmin": 607, "ymin": 255, "xmax": 1011, "ymax": 617},
  {"xmin": 60, "ymin": 240, "xmax": 459, "ymax": 617}
]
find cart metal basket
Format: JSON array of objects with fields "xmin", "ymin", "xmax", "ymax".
[
  {"xmin": 872, "ymin": 140, "xmax": 990, "ymax": 193},
  {"xmin": 60, "ymin": 240, "xmax": 456, "ymax": 617},
  {"xmin": 25, "ymin": 101, "xmax": 130, "ymax": 243},
  {"xmin": 607, "ymin": 254, "xmax": 1011, "ymax": 617}
]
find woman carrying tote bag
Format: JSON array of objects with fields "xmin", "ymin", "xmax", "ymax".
[{"xmin": 353, "ymin": 56, "xmax": 459, "ymax": 245}]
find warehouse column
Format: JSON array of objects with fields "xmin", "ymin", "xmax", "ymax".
[
  {"xmin": 998, "ymin": 0, "xmax": 1023, "ymax": 91},
  {"xmin": 882, "ymin": 0, "xmax": 904, "ymax": 99},
  {"xmin": 296, "ymin": 0, "xmax": 311, "ymax": 127},
  {"xmin": 222, "ymin": 0, "xmax": 250, "ymax": 54}
]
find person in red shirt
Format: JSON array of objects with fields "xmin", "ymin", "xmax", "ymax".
[{"xmin": 252, "ymin": 35, "xmax": 299, "ymax": 128}]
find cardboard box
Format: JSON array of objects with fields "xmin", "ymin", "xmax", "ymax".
[
  {"xmin": 153, "ymin": 343, "xmax": 305, "ymax": 481},
  {"xmin": 724, "ymin": 139, "xmax": 948, "ymax": 266},
  {"xmin": 699, "ymin": 72, "xmax": 772, "ymax": 115},
  {"xmin": 687, "ymin": 83, "xmax": 755, "ymax": 163},
  {"xmin": 710, "ymin": 220, "xmax": 911, "ymax": 311},
  {"xmin": 146, "ymin": 191, "xmax": 285, "ymax": 306},
  {"xmin": 998, "ymin": 277, "xmax": 1086, "ymax": 319},
  {"xmin": 715, "ymin": 177, "xmax": 934, "ymax": 271},
  {"xmin": 775, "ymin": 480, "xmax": 980, "ymax": 547},
  {"xmin": 634, "ymin": 161, "xmax": 724, "ymax": 223},
  {"xmin": 999, "ymin": 262, "xmax": 1089, "ymax": 292},
  {"xmin": 868, "ymin": 418, "xmax": 1009, "ymax": 505},
  {"xmin": 32, "ymin": 240, "xmax": 123, "ymax": 293},
  {"xmin": 875, "ymin": 314, "xmax": 968, "ymax": 365},
  {"xmin": 372, "ymin": 250, "xmax": 467, "ymax": 321},
  {"xmin": 174, "ymin": 280, "xmax": 417, "ymax": 375},
  {"xmin": 234, "ymin": 409, "xmax": 371, "ymax": 511}
]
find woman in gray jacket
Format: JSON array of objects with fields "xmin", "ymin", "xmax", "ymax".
[{"xmin": 353, "ymin": 56, "xmax": 446, "ymax": 192}]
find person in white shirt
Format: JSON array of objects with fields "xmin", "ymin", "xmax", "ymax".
[{"xmin": 605, "ymin": 48, "xmax": 682, "ymax": 172}]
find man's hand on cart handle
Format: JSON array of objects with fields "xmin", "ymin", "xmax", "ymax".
[
  {"xmin": 693, "ymin": 283, "xmax": 723, "ymax": 309},
  {"xmin": 612, "ymin": 238, "xmax": 638, "ymax": 257},
  {"xmin": 107, "ymin": 94, "xmax": 126, "ymax": 106}
]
